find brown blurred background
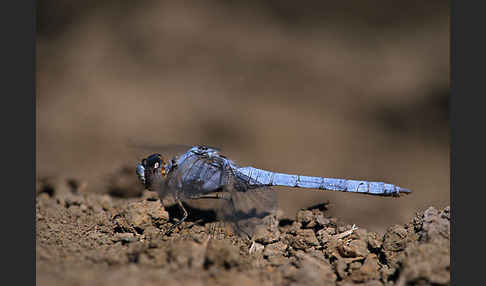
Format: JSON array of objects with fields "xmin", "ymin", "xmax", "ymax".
[{"xmin": 36, "ymin": 0, "xmax": 449, "ymax": 233}]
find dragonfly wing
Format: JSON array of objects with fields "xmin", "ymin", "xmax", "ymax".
[
  {"xmin": 155, "ymin": 153, "xmax": 278, "ymax": 238},
  {"xmin": 130, "ymin": 143, "xmax": 193, "ymax": 161},
  {"xmin": 128, "ymin": 142, "xmax": 221, "ymax": 161},
  {"xmin": 157, "ymin": 169, "xmax": 178, "ymax": 203},
  {"xmin": 159, "ymin": 155, "xmax": 213, "ymax": 202},
  {"xmin": 217, "ymin": 169, "xmax": 277, "ymax": 238}
]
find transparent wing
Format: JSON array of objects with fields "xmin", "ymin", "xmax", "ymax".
[
  {"xmin": 156, "ymin": 165, "xmax": 183, "ymax": 205},
  {"xmin": 157, "ymin": 154, "xmax": 210, "ymax": 204},
  {"xmin": 127, "ymin": 141, "xmax": 221, "ymax": 161},
  {"xmin": 127, "ymin": 142, "xmax": 193, "ymax": 160},
  {"xmin": 216, "ymin": 168, "xmax": 277, "ymax": 238},
  {"xmin": 152, "ymin": 150, "xmax": 277, "ymax": 238}
]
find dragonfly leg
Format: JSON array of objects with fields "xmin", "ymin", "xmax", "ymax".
[
  {"xmin": 165, "ymin": 200, "xmax": 188, "ymax": 235},
  {"xmin": 177, "ymin": 199, "xmax": 189, "ymax": 224}
]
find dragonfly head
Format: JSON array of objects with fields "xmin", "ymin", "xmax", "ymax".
[{"xmin": 136, "ymin": 153, "xmax": 166, "ymax": 190}]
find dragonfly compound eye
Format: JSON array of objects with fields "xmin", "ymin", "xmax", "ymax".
[
  {"xmin": 140, "ymin": 154, "xmax": 167, "ymax": 189},
  {"xmin": 146, "ymin": 153, "xmax": 162, "ymax": 168}
]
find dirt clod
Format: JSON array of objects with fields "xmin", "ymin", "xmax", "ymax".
[{"xmin": 338, "ymin": 239, "xmax": 369, "ymax": 258}]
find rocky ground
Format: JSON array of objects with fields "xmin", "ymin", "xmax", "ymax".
[{"xmin": 36, "ymin": 177, "xmax": 450, "ymax": 286}]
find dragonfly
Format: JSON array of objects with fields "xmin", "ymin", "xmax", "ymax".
[{"xmin": 135, "ymin": 145, "xmax": 411, "ymax": 237}]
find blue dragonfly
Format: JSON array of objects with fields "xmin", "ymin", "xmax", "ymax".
[{"xmin": 135, "ymin": 145, "xmax": 411, "ymax": 237}]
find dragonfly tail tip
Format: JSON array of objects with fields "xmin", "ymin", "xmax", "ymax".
[{"xmin": 399, "ymin": 187, "xmax": 412, "ymax": 195}]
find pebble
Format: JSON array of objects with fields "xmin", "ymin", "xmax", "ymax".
[{"xmin": 114, "ymin": 232, "xmax": 137, "ymax": 243}]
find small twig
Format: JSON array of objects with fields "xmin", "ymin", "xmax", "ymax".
[
  {"xmin": 249, "ymin": 241, "xmax": 257, "ymax": 254},
  {"xmin": 336, "ymin": 224, "xmax": 358, "ymax": 240}
]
